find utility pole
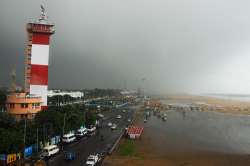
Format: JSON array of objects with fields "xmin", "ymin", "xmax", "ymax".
[
  {"xmin": 83, "ymin": 110, "xmax": 86, "ymax": 125},
  {"xmin": 141, "ymin": 77, "xmax": 146, "ymax": 99},
  {"xmin": 36, "ymin": 128, "xmax": 39, "ymax": 153},
  {"xmin": 23, "ymin": 118, "xmax": 27, "ymax": 150},
  {"xmin": 62, "ymin": 113, "xmax": 66, "ymax": 135},
  {"xmin": 43, "ymin": 124, "xmax": 45, "ymax": 144},
  {"xmin": 61, "ymin": 113, "xmax": 66, "ymax": 151}
]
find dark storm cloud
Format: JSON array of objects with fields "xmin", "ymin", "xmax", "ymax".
[{"xmin": 1, "ymin": 0, "xmax": 250, "ymax": 94}]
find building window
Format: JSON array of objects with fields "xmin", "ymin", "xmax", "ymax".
[
  {"xmin": 31, "ymin": 114, "xmax": 35, "ymax": 118},
  {"xmin": 21, "ymin": 103, "xmax": 28, "ymax": 108},
  {"xmin": 10, "ymin": 103, "xmax": 15, "ymax": 108},
  {"xmin": 32, "ymin": 103, "xmax": 40, "ymax": 109}
]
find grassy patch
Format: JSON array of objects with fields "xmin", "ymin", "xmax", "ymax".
[
  {"xmin": 118, "ymin": 139, "xmax": 136, "ymax": 156},
  {"xmin": 134, "ymin": 154, "xmax": 144, "ymax": 160}
]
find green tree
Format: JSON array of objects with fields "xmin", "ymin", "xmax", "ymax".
[
  {"xmin": 85, "ymin": 111, "xmax": 96, "ymax": 126},
  {"xmin": 0, "ymin": 104, "xmax": 86, "ymax": 153},
  {"xmin": 0, "ymin": 89, "xmax": 7, "ymax": 111},
  {"xmin": 0, "ymin": 112, "xmax": 23, "ymax": 154}
]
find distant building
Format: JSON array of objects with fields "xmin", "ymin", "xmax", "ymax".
[
  {"xmin": 6, "ymin": 93, "xmax": 42, "ymax": 120},
  {"xmin": 48, "ymin": 90, "xmax": 84, "ymax": 98},
  {"xmin": 120, "ymin": 90, "xmax": 137, "ymax": 96}
]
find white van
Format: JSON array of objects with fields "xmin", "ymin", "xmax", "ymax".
[
  {"xmin": 97, "ymin": 113, "xmax": 104, "ymax": 118},
  {"xmin": 76, "ymin": 127, "xmax": 87, "ymax": 137},
  {"xmin": 62, "ymin": 133, "xmax": 76, "ymax": 143},
  {"xmin": 41, "ymin": 145, "xmax": 59, "ymax": 157},
  {"xmin": 86, "ymin": 126, "xmax": 96, "ymax": 133}
]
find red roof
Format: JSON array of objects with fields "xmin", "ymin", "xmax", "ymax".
[{"xmin": 127, "ymin": 126, "xmax": 143, "ymax": 135}]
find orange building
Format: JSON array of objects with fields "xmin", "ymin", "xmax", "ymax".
[{"xmin": 6, "ymin": 93, "xmax": 42, "ymax": 120}]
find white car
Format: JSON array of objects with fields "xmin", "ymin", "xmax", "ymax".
[
  {"xmin": 97, "ymin": 113, "xmax": 104, "ymax": 118},
  {"xmin": 107, "ymin": 122, "xmax": 113, "ymax": 127},
  {"xmin": 85, "ymin": 154, "xmax": 101, "ymax": 166},
  {"xmin": 62, "ymin": 133, "xmax": 76, "ymax": 143},
  {"xmin": 76, "ymin": 127, "xmax": 87, "ymax": 137},
  {"xmin": 162, "ymin": 117, "xmax": 167, "ymax": 121},
  {"xmin": 116, "ymin": 115, "xmax": 122, "ymax": 119},
  {"xmin": 111, "ymin": 124, "xmax": 117, "ymax": 130},
  {"xmin": 87, "ymin": 126, "xmax": 96, "ymax": 133},
  {"xmin": 41, "ymin": 145, "xmax": 59, "ymax": 158}
]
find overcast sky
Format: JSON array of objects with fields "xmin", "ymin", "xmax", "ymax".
[{"xmin": 1, "ymin": 0, "xmax": 250, "ymax": 94}]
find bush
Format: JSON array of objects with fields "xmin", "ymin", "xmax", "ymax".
[{"xmin": 118, "ymin": 140, "xmax": 136, "ymax": 156}]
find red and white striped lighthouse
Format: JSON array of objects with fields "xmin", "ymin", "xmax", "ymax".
[{"xmin": 24, "ymin": 6, "xmax": 55, "ymax": 110}]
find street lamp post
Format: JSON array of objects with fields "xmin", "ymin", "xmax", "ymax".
[
  {"xmin": 62, "ymin": 113, "xmax": 66, "ymax": 136},
  {"xmin": 23, "ymin": 118, "xmax": 27, "ymax": 147}
]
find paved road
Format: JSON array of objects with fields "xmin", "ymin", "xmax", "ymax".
[{"xmin": 47, "ymin": 105, "xmax": 137, "ymax": 166}]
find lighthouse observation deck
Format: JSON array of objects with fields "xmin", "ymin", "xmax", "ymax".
[{"xmin": 27, "ymin": 5, "xmax": 55, "ymax": 34}]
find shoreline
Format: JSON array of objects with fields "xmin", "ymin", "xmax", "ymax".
[
  {"xmin": 161, "ymin": 95, "xmax": 250, "ymax": 115},
  {"xmin": 103, "ymin": 100, "xmax": 250, "ymax": 166}
]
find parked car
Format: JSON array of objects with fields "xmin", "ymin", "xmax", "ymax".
[
  {"xmin": 40, "ymin": 145, "xmax": 59, "ymax": 158},
  {"xmin": 87, "ymin": 126, "xmax": 96, "ymax": 133},
  {"xmin": 64, "ymin": 151, "xmax": 76, "ymax": 161},
  {"xmin": 107, "ymin": 122, "xmax": 113, "ymax": 127},
  {"xmin": 162, "ymin": 117, "xmax": 167, "ymax": 121},
  {"xmin": 85, "ymin": 154, "xmax": 101, "ymax": 166},
  {"xmin": 62, "ymin": 133, "xmax": 76, "ymax": 143},
  {"xmin": 76, "ymin": 127, "xmax": 87, "ymax": 138},
  {"xmin": 116, "ymin": 115, "xmax": 122, "ymax": 119},
  {"xmin": 111, "ymin": 124, "xmax": 117, "ymax": 130},
  {"xmin": 97, "ymin": 113, "xmax": 104, "ymax": 118}
]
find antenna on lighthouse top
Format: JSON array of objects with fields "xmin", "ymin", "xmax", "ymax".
[
  {"xmin": 41, "ymin": 5, "xmax": 45, "ymax": 15},
  {"xmin": 38, "ymin": 4, "xmax": 48, "ymax": 24}
]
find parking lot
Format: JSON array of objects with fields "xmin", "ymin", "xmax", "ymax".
[{"xmin": 47, "ymin": 105, "xmax": 136, "ymax": 166}]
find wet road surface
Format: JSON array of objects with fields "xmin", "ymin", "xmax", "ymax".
[{"xmin": 47, "ymin": 106, "xmax": 137, "ymax": 166}]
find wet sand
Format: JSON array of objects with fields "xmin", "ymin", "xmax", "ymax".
[
  {"xmin": 165, "ymin": 95, "xmax": 250, "ymax": 115},
  {"xmin": 104, "ymin": 151, "xmax": 250, "ymax": 166},
  {"xmin": 103, "ymin": 103, "xmax": 250, "ymax": 166}
]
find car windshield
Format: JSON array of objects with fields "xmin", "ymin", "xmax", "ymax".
[{"xmin": 87, "ymin": 158, "xmax": 95, "ymax": 162}]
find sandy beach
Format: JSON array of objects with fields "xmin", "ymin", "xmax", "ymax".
[
  {"xmin": 103, "ymin": 96, "xmax": 250, "ymax": 166},
  {"xmin": 163, "ymin": 95, "xmax": 250, "ymax": 115}
]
